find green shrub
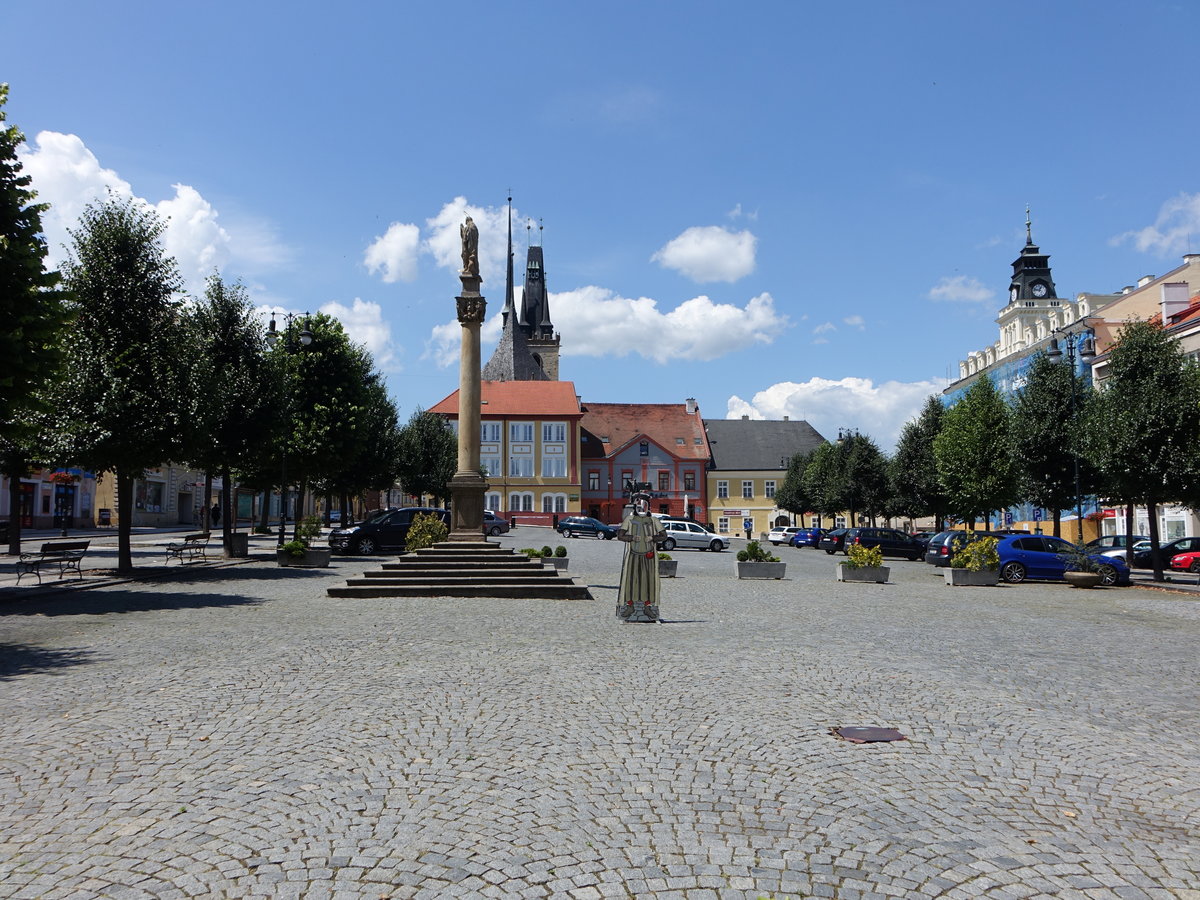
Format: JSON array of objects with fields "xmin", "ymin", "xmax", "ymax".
[
  {"xmin": 844, "ymin": 542, "xmax": 884, "ymax": 569},
  {"xmin": 520, "ymin": 547, "xmax": 543, "ymax": 558},
  {"xmin": 1056, "ymin": 541, "xmax": 1101, "ymax": 573},
  {"xmin": 741, "ymin": 540, "xmax": 779, "ymax": 563},
  {"xmin": 657, "ymin": 552, "xmax": 673, "ymax": 561},
  {"xmin": 541, "ymin": 545, "xmax": 553, "ymax": 558},
  {"xmin": 297, "ymin": 515, "xmax": 322, "ymax": 547},
  {"xmin": 406, "ymin": 511, "xmax": 449, "ymax": 551},
  {"xmin": 554, "ymin": 545, "xmax": 567, "ymax": 558},
  {"xmin": 736, "ymin": 550, "xmax": 749, "ymax": 562},
  {"xmin": 951, "ymin": 536, "xmax": 999, "ymax": 571},
  {"xmin": 253, "ymin": 525, "xmax": 272, "ymax": 535},
  {"xmin": 281, "ymin": 539, "xmax": 307, "ymax": 559}
]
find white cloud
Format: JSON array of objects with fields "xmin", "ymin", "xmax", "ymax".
[
  {"xmin": 424, "ymin": 196, "xmax": 521, "ymax": 284},
  {"xmin": 727, "ymin": 203, "xmax": 758, "ymax": 222},
  {"xmin": 1112, "ymin": 192, "xmax": 1200, "ymax": 257},
  {"xmin": 812, "ymin": 321, "xmax": 836, "ymax": 334},
  {"xmin": 652, "ymin": 225, "xmax": 756, "ymax": 283},
  {"xmin": 843, "ymin": 315, "xmax": 866, "ymax": 330},
  {"xmin": 727, "ymin": 376, "xmax": 949, "ymax": 452},
  {"xmin": 364, "ymin": 222, "xmax": 420, "ymax": 283},
  {"xmin": 422, "ymin": 309, "xmax": 504, "ymax": 368},
  {"xmin": 929, "ymin": 275, "xmax": 994, "ymax": 304},
  {"xmin": 319, "ymin": 298, "xmax": 401, "ymax": 371},
  {"xmin": 422, "ymin": 288, "xmax": 788, "ymax": 369},
  {"xmin": 19, "ymin": 130, "xmax": 290, "ymax": 294}
]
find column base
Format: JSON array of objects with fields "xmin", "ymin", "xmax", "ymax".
[{"xmin": 448, "ymin": 471, "xmax": 489, "ymax": 542}]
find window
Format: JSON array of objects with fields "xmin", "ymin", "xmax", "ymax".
[
  {"xmin": 675, "ymin": 438, "xmax": 685, "ymax": 445},
  {"xmin": 481, "ymin": 455, "xmax": 502, "ymax": 477},
  {"xmin": 717, "ymin": 481, "xmax": 729, "ymax": 499},
  {"xmin": 136, "ymin": 480, "xmax": 165, "ymax": 512},
  {"xmin": 543, "ymin": 494, "xmax": 568, "ymax": 513},
  {"xmin": 835, "ymin": 516, "xmax": 846, "ymax": 528},
  {"xmin": 765, "ymin": 480, "xmax": 776, "ymax": 499},
  {"xmin": 542, "ymin": 457, "xmax": 567, "ymax": 478},
  {"xmin": 742, "ymin": 481, "xmax": 754, "ymax": 499},
  {"xmin": 587, "ymin": 471, "xmax": 600, "ymax": 491},
  {"xmin": 639, "ymin": 441, "xmax": 649, "ymax": 456},
  {"xmin": 542, "ymin": 422, "xmax": 566, "ymax": 443},
  {"xmin": 509, "ymin": 492, "xmax": 534, "ymax": 511},
  {"xmin": 658, "ymin": 471, "xmax": 670, "ymax": 491},
  {"xmin": 684, "ymin": 471, "xmax": 696, "ymax": 491},
  {"xmin": 485, "ymin": 493, "xmax": 501, "ymax": 512},
  {"xmin": 510, "ymin": 422, "xmax": 533, "ymax": 442},
  {"xmin": 509, "ymin": 457, "xmax": 534, "ymax": 477},
  {"xmin": 810, "ymin": 517, "xmax": 820, "ymax": 529},
  {"xmin": 481, "ymin": 422, "xmax": 501, "ymax": 443},
  {"xmin": 718, "ymin": 518, "xmax": 730, "ymax": 533},
  {"xmin": 659, "ymin": 504, "xmax": 669, "ymax": 514},
  {"xmin": 621, "ymin": 471, "xmax": 633, "ymax": 489}
]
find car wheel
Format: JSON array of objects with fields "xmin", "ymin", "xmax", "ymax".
[
  {"xmin": 1097, "ymin": 564, "xmax": 1119, "ymax": 586},
  {"xmin": 489, "ymin": 526, "xmax": 502, "ymax": 536},
  {"xmin": 909, "ymin": 551, "xmax": 922, "ymax": 561},
  {"xmin": 825, "ymin": 548, "xmax": 835, "ymax": 555},
  {"xmin": 595, "ymin": 531, "xmax": 605, "ymax": 539},
  {"xmin": 1190, "ymin": 560, "xmax": 1200, "ymax": 574},
  {"xmin": 357, "ymin": 537, "xmax": 377, "ymax": 556},
  {"xmin": 604, "ymin": 532, "xmax": 615, "ymax": 540},
  {"xmin": 710, "ymin": 540, "xmax": 724, "ymax": 552},
  {"xmin": 1000, "ymin": 561, "xmax": 1025, "ymax": 584},
  {"xmin": 661, "ymin": 538, "xmax": 676, "ymax": 551},
  {"xmin": 565, "ymin": 529, "xmax": 574, "ymax": 538}
]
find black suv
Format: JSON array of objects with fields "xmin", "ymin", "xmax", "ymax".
[
  {"xmin": 923, "ymin": 529, "xmax": 1024, "ymax": 567},
  {"xmin": 329, "ymin": 506, "xmax": 448, "ymax": 555},
  {"xmin": 818, "ymin": 528, "xmax": 849, "ymax": 554},
  {"xmin": 843, "ymin": 527, "xmax": 924, "ymax": 560},
  {"xmin": 556, "ymin": 516, "xmax": 618, "ymax": 539}
]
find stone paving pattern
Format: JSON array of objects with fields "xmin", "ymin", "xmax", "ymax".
[{"xmin": 1, "ymin": 533, "xmax": 1198, "ymax": 899}]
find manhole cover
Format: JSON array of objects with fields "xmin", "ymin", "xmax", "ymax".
[{"xmin": 831, "ymin": 726, "xmax": 907, "ymax": 744}]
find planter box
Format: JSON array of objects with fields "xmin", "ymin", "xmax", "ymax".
[
  {"xmin": 1064, "ymin": 571, "xmax": 1102, "ymax": 589},
  {"xmin": 276, "ymin": 547, "xmax": 332, "ymax": 568},
  {"xmin": 658, "ymin": 560, "xmax": 678, "ymax": 578},
  {"xmin": 837, "ymin": 564, "xmax": 890, "ymax": 584},
  {"xmin": 544, "ymin": 557, "xmax": 569, "ymax": 571},
  {"xmin": 737, "ymin": 561, "xmax": 786, "ymax": 580},
  {"xmin": 944, "ymin": 568, "xmax": 999, "ymax": 586},
  {"xmin": 224, "ymin": 532, "xmax": 249, "ymax": 558}
]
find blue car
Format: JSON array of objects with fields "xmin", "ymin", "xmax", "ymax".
[
  {"xmin": 789, "ymin": 527, "xmax": 827, "ymax": 548},
  {"xmin": 996, "ymin": 534, "xmax": 1130, "ymax": 586}
]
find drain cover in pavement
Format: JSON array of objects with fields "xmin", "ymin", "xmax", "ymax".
[{"xmin": 831, "ymin": 726, "xmax": 907, "ymax": 743}]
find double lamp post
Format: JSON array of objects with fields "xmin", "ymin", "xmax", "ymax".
[{"xmin": 266, "ymin": 311, "xmax": 312, "ymax": 546}]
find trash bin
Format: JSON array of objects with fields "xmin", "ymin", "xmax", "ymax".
[{"xmin": 224, "ymin": 532, "xmax": 249, "ymax": 558}]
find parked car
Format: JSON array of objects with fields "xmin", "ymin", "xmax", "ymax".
[
  {"xmin": 1169, "ymin": 551, "xmax": 1200, "ymax": 573},
  {"xmin": 843, "ymin": 527, "xmax": 924, "ymax": 560},
  {"xmin": 924, "ymin": 530, "xmax": 1009, "ymax": 567},
  {"xmin": 818, "ymin": 528, "xmax": 849, "ymax": 554},
  {"xmin": 1084, "ymin": 534, "xmax": 1148, "ymax": 560},
  {"xmin": 997, "ymin": 534, "xmax": 1130, "ymax": 586},
  {"xmin": 659, "ymin": 519, "xmax": 729, "ymax": 551},
  {"xmin": 788, "ymin": 527, "xmax": 827, "ymax": 548},
  {"xmin": 556, "ymin": 515, "xmax": 618, "ymax": 540},
  {"xmin": 767, "ymin": 526, "xmax": 803, "ymax": 546},
  {"xmin": 483, "ymin": 510, "xmax": 510, "ymax": 536},
  {"xmin": 910, "ymin": 531, "xmax": 937, "ymax": 550},
  {"xmin": 329, "ymin": 506, "xmax": 448, "ymax": 555},
  {"xmin": 1132, "ymin": 536, "xmax": 1200, "ymax": 569}
]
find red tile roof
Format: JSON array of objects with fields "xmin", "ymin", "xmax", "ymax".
[
  {"xmin": 579, "ymin": 403, "xmax": 710, "ymax": 461},
  {"xmin": 430, "ymin": 380, "xmax": 582, "ymax": 418}
]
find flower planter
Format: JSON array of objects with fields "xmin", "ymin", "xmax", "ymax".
[
  {"xmin": 737, "ymin": 561, "xmax": 786, "ymax": 580},
  {"xmin": 1064, "ymin": 571, "xmax": 1102, "ymax": 589},
  {"xmin": 837, "ymin": 564, "xmax": 889, "ymax": 584},
  {"xmin": 545, "ymin": 557, "xmax": 569, "ymax": 571},
  {"xmin": 944, "ymin": 568, "xmax": 999, "ymax": 586},
  {"xmin": 658, "ymin": 559, "xmax": 678, "ymax": 578},
  {"xmin": 276, "ymin": 547, "xmax": 332, "ymax": 568}
]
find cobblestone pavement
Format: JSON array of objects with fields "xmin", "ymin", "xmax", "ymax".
[{"xmin": 2, "ymin": 532, "xmax": 1198, "ymax": 899}]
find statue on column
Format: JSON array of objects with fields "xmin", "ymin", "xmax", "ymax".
[
  {"xmin": 616, "ymin": 485, "xmax": 666, "ymax": 623},
  {"xmin": 460, "ymin": 216, "xmax": 479, "ymax": 277}
]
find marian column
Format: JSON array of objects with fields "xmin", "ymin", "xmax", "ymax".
[{"xmin": 448, "ymin": 216, "xmax": 489, "ymax": 542}]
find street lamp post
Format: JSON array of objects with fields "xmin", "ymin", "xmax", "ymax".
[
  {"xmin": 266, "ymin": 311, "xmax": 313, "ymax": 547},
  {"xmin": 1046, "ymin": 328, "xmax": 1096, "ymax": 544}
]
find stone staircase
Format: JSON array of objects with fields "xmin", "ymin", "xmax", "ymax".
[{"xmin": 326, "ymin": 542, "xmax": 593, "ymax": 600}]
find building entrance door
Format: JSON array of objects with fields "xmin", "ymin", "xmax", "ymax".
[
  {"xmin": 19, "ymin": 482, "xmax": 35, "ymax": 527},
  {"xmin": 53, "ymin": 484, "xmax": 76, "ymax": 529}
]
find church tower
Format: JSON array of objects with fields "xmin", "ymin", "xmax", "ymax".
[{"xmin": 995, "ymin": 209, "xmax": 1064, "ymax": 355}]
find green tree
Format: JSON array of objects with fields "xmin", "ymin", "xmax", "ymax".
[
  {"xmin": 0, "ymin": 83, "xmax": 69, "ymax": 554},
  {"xmin": 773, "ymin": 450, "xmax": 815, "ymax": 525},
  {"xmin": 889, "ymin": 395, "xmax": 948, "ymax": 529},
  {"xmin": 321, "ymin": 374, "xmax": 403, "ymax": 516},
  {"xmin": 396, "ymin": 408, "xmax": 456, "ymax": 505},
  {"xmin": 802, "ymin": 441, "xmax": 843, "ymax": 528},
  {"xmin": 1085, "ymin": 320, "xmax": 1200, "ymax": 581},
  {"xmin": 933, "ymin": 375, "xmax": 1017, "ymax": 528},
  {"xmin": 840, "ymin": 431, "xmax": 889, "ymax": 526},
  {"xmin": 1011, "ymin": 351, "xmax": 1096, "ymax": 539},
  {"xmin": 54, "ymin": 197, "xmax": 185, "ymax": 571}
]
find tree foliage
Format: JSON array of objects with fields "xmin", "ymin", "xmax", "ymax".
[
  {"xmin": 839, "ymin": 431, "xmax": 889, "ymax": 525},
  {"xmin": 889, "ymin": 395, "xmax": 947, "ymax": 527},
  {"xmin": 54, "ymin": 196, "xmax": 185, "ymax": 571},
  {"xmin": 396, "ymin": 408, "xmax": 456, "ymax": 505},
  {"xmin": 1084, "ymin": 320, "xmax": 1200, "ymax": 579},
  {"xmin": 801, "ymin": 441, "xmax": 842, "ymax": 526},
  {"xmin": 773, "ymin": 450, "xmax": 814, "ymax": 520},
  {"xmin": 933, "ymin": 375, "xmax": 1017, "ymax": 526}
]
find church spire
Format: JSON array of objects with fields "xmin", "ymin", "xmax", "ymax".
[{"xmin": 502, "ymin": 195, "xmax": 515, "ymax": 327}]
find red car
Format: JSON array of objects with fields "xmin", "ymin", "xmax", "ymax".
[{"xmin": 1169, "ymin": 551, "xmax": 1200, "ymax": 573}]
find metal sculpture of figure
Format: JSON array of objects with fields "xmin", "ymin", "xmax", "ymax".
[
  {"xmin": 616, "ymin": 487, "xmax": 666, "ymax": 623},
  {"xmin": 460, "ymin": 216, "xmax": 479, "ymax": 277}
]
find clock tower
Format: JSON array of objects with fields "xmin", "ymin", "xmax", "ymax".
[
  {"xmin": 1005, "ymin": 208, "xmax": 1059, "ymax": 304},
  {"xmin": 995, "ymin": 209, "xmax": 1063, "ymax": 357}
]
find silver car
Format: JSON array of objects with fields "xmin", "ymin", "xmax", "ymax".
[{"xmin": 660, "ymin": 520, "xmax": 728, "ymax": 552}]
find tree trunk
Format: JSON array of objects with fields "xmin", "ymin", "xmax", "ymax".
[
  {"xmin": 1051, "ymin": 509, "xmax": 1061, "ymax": 539},
  {"xmin": 203, "ymin": 472, "xmax": 213, "ymax": 532},
  {"xmin": 1147, "ymin": 499, "xmax": 1164, "ymax": 582},
  {"xmin": 259, "ymin": 490, "xmax": 271, "ymax": 532},
  {"xmin": 6, "ymin": 468, "xmax": 22, "ymax": 555},
  {"xmin": 292, "ymin": 478, "xmax": 306, "ymax": 542},
  {"xmin": 221, "ymin": 467, "xmax": 233, "ymax": 550},
  {"xmin": 116, "ymin": 467, "xmax": 134, "ymax": 573},
  {"xmin": 1125, "ymin": 503, "xmax": 1136, "ymax": 564}
]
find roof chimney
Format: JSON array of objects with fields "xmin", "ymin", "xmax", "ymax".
[
  {"xmin": 741, "ymin": 414, "xmax": 749, "ymax": 420},
  {"xmin": 1138, "ymin": 275, "xmax": 1154, "ymax": 288},
  {"xmin": 685, "ymin": 397, "xmax": 697, "ymax": 415},
  {"xmin": 783, "ymin": 415, "xmax": 789, "ymax": 421},
  {"xmin": 1161, "ymin": 282, "xmax": 1190, "ymax": 323}
]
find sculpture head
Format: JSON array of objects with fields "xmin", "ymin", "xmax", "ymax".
[{"xmin": 632, "ymin": 491, "xmax": 651, "ymax": 515}]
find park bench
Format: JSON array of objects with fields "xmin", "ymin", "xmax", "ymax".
[
  {"xmin": 165, "ymin": 532, "xmax": 211, "ymax": 565},
  {"xmin": 16, "ymin": 540, "xmax": 91, "ymax": 585}
]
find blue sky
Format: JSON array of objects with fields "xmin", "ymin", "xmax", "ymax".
[{"xmin": 8, "ymin": 1, "xmax": 1200, "ymax": 449}]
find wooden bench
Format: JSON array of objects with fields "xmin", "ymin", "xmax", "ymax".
[
  {"xmin": 16, "ymin": 540, "xmax": 91, "ymax": 585},
  {"xmin": 165, "ymin": 532, "xmax": 211, "ymax": 565}
]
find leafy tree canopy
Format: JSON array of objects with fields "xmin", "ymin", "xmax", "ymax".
[{"xmin": 933, "ymin": 375, "xmax": 1017, "ymax": 524}]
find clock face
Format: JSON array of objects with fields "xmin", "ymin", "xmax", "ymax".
[
  {"xmin": 1031, "ymin": 283, "xmax": 1048, "ymax": 298},
  {"xmin": 1010, "ymin": 286, "xmax": 1018, "ymax": 302}
]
